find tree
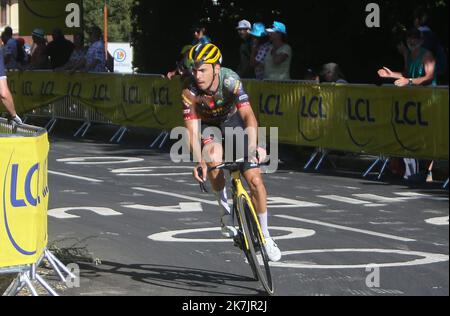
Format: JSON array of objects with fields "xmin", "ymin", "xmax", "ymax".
[{"xmin": 83, "ymin": 0, "xmax": 134, "ymax": 42}]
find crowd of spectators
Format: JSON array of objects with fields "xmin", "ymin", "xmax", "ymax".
[{"xmin": 1, "ymin": 25, "xmax": 110, "ymax": 73}]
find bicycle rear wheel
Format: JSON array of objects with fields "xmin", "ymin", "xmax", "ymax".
[
  {"xmin": 234, "ymin": 201, "xmax": 259, "ymax": 281},
  {"xmin": 237, "ymin": 195, "xmax": 274, "ymax": 295}
]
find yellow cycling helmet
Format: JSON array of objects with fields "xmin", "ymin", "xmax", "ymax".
[{"xmin": 188, "ymin": 43, "xmax": 223, "ymax": 68}]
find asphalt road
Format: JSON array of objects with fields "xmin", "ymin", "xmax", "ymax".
[{"xmin": 42, "ymin": 133, "xmax": 449, "ymax": 297}]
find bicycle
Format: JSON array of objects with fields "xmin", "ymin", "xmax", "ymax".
[{"xmin": 199, "ymin": 160, "xmax": 274, "ymax": 295}]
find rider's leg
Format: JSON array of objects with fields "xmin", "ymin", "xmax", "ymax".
[
  {"xmin": 242, "ymin": 168, "xmax": 269, "ymax": 237},
  {"xmin": 243, "ymin": 167, "xmax": 282, "ymax": 262},
  {"xmin": 203, "ymin": 142, "xmax": 236, "ymax": 237}
]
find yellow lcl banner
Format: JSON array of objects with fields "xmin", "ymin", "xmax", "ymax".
[
  {"xmin": 18, "ymin": 0, "xmax": 83, "ymax": 36},
  {"xmin": 0, "ymin": 133, "xmax": 49, "ymax": 268},
  {"xmin": 3, "ymin": 71, "xmax": 449, "ymax": 161}
]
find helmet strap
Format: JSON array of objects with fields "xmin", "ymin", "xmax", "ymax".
[{"xmin": 205, "ymin": 64, "xmax": 219, "ymax": 95}]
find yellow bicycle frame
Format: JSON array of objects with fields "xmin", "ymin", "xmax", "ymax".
[{"xmin": 231, "ymin": 170, "xmax": 267, "ymax": 250}]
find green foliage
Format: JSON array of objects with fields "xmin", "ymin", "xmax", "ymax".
[{"xmin": 83, "ymin": 0, "xmax": 134, "ymax": 42}]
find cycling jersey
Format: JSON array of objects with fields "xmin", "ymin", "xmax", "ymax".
[{"xmin": 182, "ymin": 67, "xmax": 251, "ymax": 126}]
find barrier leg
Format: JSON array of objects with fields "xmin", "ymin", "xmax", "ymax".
[
  {"xmin": 377, "ymin": 158, "xmax": 390, "ymax": 180},
  {"xmin": 150, "ymin": 131, "xmax": 166, "ymax": 149},
  {"xmin": 159, "ymin": 132, "xmax": 170, "ymax": 149},
  {"xmin": 44, "ymin": 250, "xmax": 66, "ymax": 283},
  {"xmin": 304, "ymin": 149, "xmax": 319, "ymax": 170},
  {"xmin": 74, "ymin": 122, "xmax": 89, "ymax": 137},
  {"xmin": 46, "ymin": 250, "xmax": 77, "ymax": 280},
  {"xmin": 47, "ymin": 119, "xmax": 58, "ymax": 134},
  {"xmin": 117, "ymin": 127, "xmax": 128, "ymax": 143},
  {"xmin": 109, "ymin": 126, "xmax": 123, "ymax": 143},
  {"xmin": 363, "ymin": 158, "xmax": 381, "ymax": 178},
  {"xmin": 44, "ymin": 119, "xmax": 57, "ymax": 132},
  {"xmin": 80, "ymin": 123, "xmax": 92, "ymax": 138},
  {"xmin": 444, "ymin": 179, "xmax": 449, "ymax": 189},
  {"xmin": 21, "ymin": 273, "xmax": 38, "ymax": 296},
  {"xmin": 315, "ymin": 150, "xmax": 329, "ymax": 171},
  {"xmin": 35, "ymin": 274, "xmax": 59, "ymax": 296}
]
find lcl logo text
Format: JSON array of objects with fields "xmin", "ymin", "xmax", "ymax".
[
  {"xmin": 347, "ymin": 98, "xmax": 376, "ymax": 122},
  {"xmin": 9, "ymin": 164, "xmax": 42, "ymax": 208},
  {"xmin": 394, "ymin": 101, "xmax": 428, "ymax": 126},
  {"xmin": 152, "ymin": 87, "xmax": 173, "ymax": 106},
  {"xmin": 259, "ymin": 94, "xmax": 283, "ymax": 116},
  {"xmin": 300, "ymin": 96, "xmax": 327, "ymax": 119}
]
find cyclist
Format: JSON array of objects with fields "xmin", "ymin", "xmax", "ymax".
[
  {"xmin": 0, "ymin": 46, "xmax": 22, "ymax": 125},
  {"xmin": 181, "ymin": 43, "xmax": 282, "ymax": 262}
]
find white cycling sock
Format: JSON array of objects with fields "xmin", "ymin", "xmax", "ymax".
[
  {"xmin": 258, "ymin": 212, "xmax": 271, "ymax": 239},
  {"xmin": 215, "ymin": 189, "xmax": 231, "ymax": 217}
]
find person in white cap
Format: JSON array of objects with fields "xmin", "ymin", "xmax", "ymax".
[{"xmin": 236, "ymin": 19, "xmax": 254, "ymax": 78}]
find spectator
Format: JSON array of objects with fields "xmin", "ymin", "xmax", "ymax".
[
  {"xmin": 303, "ymin": 67, "xmax": 320, "ymax": 83},
  {"xmin": 28, "ymin": 28, "xmax": 49, "ymax": 70},
  {"xmin": 167, "ymin": 45, "xmax": 193, "ymax": 80},
  {"xmin": 0, "ymin": 46, "xmax": 22, "ymax": 125},
  {"xmin": 264, "ymin": 22, "xmax": 292, "ymax": 81},
  {"xmin": 412, "ymin": 7, "xmax": 447, "ymax": 82},
  {"xmin": 378, "ymin": 28, "xmax": 436, "ymax": 87},
  {"xmin": 249, "ymin": 23, "xmax": 271, "ymax": 80},
  {"xmin": 56, "ymin": 32, "xmax": 87, "ymax": 71},
  {"xmin": 71, "ymin": 26, "xmax": 106, "ymax": 73},
  {"xmin": 16, "ymin": 38, "xmax": 28, "ymax": 66},
  {"xmin": 320, "ymin": 63, "xmax": 348, "ymax": 83},
  {"xmin": 46, "ymin": 28, "xmax": 74, "ymax": 69},
  {"xmin": 378, "ymin": 28, "xmax": 437, "ymax": 182},
  {"xmin": 192, "ymin": 25, "xmax": 211, "ymax": 45},
  {"xmin": 2, "ymin": 26, "xmax": 19, "ymax": 70},
  {"xmin": 236, "ymin": 19, "xmax": 254, "ymax": 78}
]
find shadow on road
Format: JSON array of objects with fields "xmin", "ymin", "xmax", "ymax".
[{"xmin": 75, "ymin": 261, "xmax": 267, "ymax": 296}]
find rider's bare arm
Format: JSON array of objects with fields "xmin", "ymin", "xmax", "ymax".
[
  {"xmin": 238, "ymin": 105, "xmax": 259, "ymax": 153},
  {"xmin": 184, "ymin": 119, "xmax": 203, "ymax": 164}
]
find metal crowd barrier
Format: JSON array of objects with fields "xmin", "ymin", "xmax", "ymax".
[
  {"xmin": 0, "ymin": 117, "xmax": 45, "ymax": 137},
  {"xmin": 24, "ymin": 96, "xmax": 117, "ymax": 139},
  {"xmin": 13, "ymin": 73, "xmax": 450, "ymax": 183},
  {"xmin": 1, "ymin": 118, "xmax": 78, "ymax": 296}
]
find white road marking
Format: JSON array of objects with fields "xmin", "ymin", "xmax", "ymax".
[
  {"xmin": 49, "ymin": 170, "xmax": 104, "ymax": 183},
  {"xmin": 148, "ymin": 227, "xmax": 316, "ymax": 243},
  {"xmin": 57, "ymin": 157, "xmax": 144, "ymax": 165},
  {"xmin": 275, "ymin": 215, "xmax": 416, "ymax": 242},
  {"xmin": 364, "ymin": 204, "xmax": 387, "ymax": 208},
  {"xmin": 319, "ymin": 195, "xmax": 371, "ymax": 205},
  {"xmin": 123, "ymin": 202, "xmax": 203, "ymax": 213},
  {"xmin": 353, "ymin": 194, "xmax": 408, "ymax": 203},
  {"xmin": 425, "ymin": 216, "xmax": 449, "ymax": 226},
  {"xmin": 269, "ymin": 249, "xmax": 449, "ymax": 269},
  {"xmin": 133, "ymin": 187, "xmax": 324, "ymax": 209},
  {"xmin": 133, "ymin": 187, "xmax": 218, "ymax": 205},
  {"xmin": 395, "ymin": 192, "xmax": 449, "ymax": 202},
  {"xmin": 117, "ymin": 173, "xmax": 192, "ymax": 177},
  {"xmin": 111, "ymin": 166, "xmax": 192, "ymax": 176},
  {"xmin": 267, "ymin": 197, "xmax": 323, "ymax": 208},
  {"xmin": 48, "ymin": 207, "xmax": 122, "ymax": 219}
]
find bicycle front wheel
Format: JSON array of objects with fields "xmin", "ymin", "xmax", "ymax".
[{"xmin": 237, "ymin": 195, "xmax": 274, "ymax": 295}]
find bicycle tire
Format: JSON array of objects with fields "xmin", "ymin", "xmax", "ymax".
[
  {"xmin": 234, "ymin": 200, "xmax": 259, "ymax": 281},
  {"xmin": 237, "ymin": 195, "xmax": 274, "ymax": 295}
]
